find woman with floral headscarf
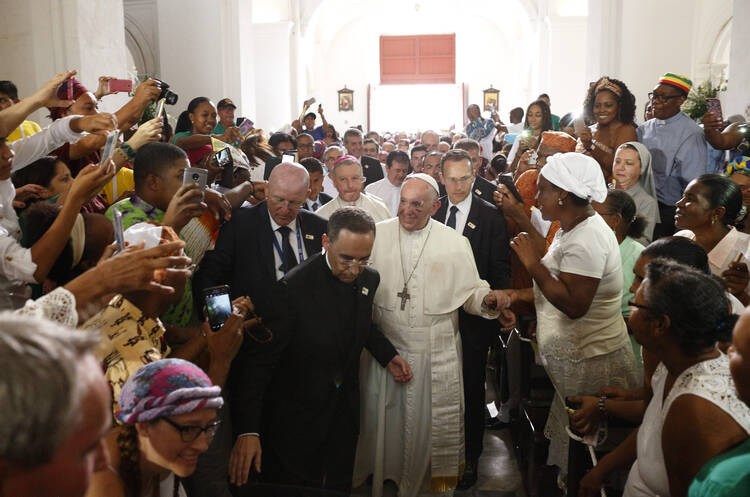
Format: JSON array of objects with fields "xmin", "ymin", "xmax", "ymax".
[
  {"xmin": 86, "ymin": 359, "xmax": 224, "ymax": 497},
  {"xmin": 577, "ymin": 76, "xmax": 638, "ymax": 180}
]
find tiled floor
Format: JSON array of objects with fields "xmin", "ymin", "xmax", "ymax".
[{"xmin": 351, "ymin": 427, "xmax": 525, "ymax": 497}]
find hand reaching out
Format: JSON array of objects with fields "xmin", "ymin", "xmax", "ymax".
[
  {"xmin": 13, "ymin": 184, "xmax": 45, "ymax": 208},
  {"xmin": 493, "ymin": 184, "xmax": 526, "ymax": 221},
  {"xmin": 28, "ymin": 70, "xmax": 78, "ymax": 109}
]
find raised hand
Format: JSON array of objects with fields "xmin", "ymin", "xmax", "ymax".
[
  {"xmin": 67, "ymin": 162, "xmax": 116, "ymax": 206},
  {"xmin": 493, "ymin": 184, "xmax": 526, "ymax": 221},
  {"xmin": 70, "ymin": 113, "xmax": 118, "ymax": 134},
  {"xmin": 126, "ymin": 116, "xmax": 163, "ymax": 150},
  {"xmin": 510, "ymin": 231, "xmax": 543, "ymax": 269},
  {"xmin": 162, "ymin": 183, "xmax": 207, "ymax": 233},
  {"xmin": 28, "ymin": 70, "xmax": 78, "ymax": 108}
]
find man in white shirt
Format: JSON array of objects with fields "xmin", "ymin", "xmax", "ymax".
[
  {"xmin": 364, "ymin": 150, "xmax": 409, "ymax": 215},
  {"xmin": 322, "ymin": 145, "xmax": 343, "ymax": 198},
  {"xmin": 316, "ymin": 157, "xmax": 392, "ymax": 223}
]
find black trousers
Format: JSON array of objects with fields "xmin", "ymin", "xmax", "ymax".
[
  {"xmin": 259, "ymin": 399, "xmax": 357, "ymax": 497},
  {"xmin": 460, "ymin": 324, "xmax": 495, "ymax": 463},
  {"xmin": 654, "ymin": 202, "xmax": 676, "ymax": 239}
]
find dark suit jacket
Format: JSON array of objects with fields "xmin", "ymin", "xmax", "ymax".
[
  {"xmin": 233, "ymin": 254, "xmax": 397, "ymax": 477},
  {"xmin": 361, "ymin": 155, "xmax": 384, "ymax": 186},
  {"xmin": 433, "ymin": 194, "xmax": 510, "ymax": 332},
  {"xmin": 471, "ymin": 175, "xmax": 497, "ymax": 204},
  {"xmin": 302, "ymin": 192, "xmax": 332, "ymax": 211},
  {"xmin": 193, "ymin": 201, "xmax": 327, "ymax": 314}
]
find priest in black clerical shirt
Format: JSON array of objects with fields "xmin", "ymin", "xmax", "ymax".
[{"xmin": 228, "ymin": 207, "xmax": 412, "ymax": 495}]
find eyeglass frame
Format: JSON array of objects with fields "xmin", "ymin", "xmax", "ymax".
[
  {"xmin": 161, "ymin": 417, "xmax": 222, "ymax": 443},
  {"xmin": 336, "ymin": 254, "xmax": 373, "ymax": 268},
  {"xmin": 647, "ymin": 91, "xmax": 684, "ymax": 103}
]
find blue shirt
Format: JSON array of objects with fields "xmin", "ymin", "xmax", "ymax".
[
  {"xmin": 466, "ymin": 118, "xmax": 495, "ymax": 141},
  {"xmin": 637, "ymin": 111, "xmax": 708, "ymax": 205},
  {"xmin": 303, "ymin": 125, "xmax": 325, "ymax": 141}
]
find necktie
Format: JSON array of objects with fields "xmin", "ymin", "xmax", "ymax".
[
  {"xmin": 311, "ymin": 201, "xmax": 319, "ymax": 211},
  {"xmin": 446, "ymin": 205, "xmax": 458, "ymax": 230},
  {"xmin": 277, "ymin": 226, "xmax": 298, "ymax": 273}
]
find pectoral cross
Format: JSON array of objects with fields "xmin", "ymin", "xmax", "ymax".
[{"xmin": 397, "ymin": 285, "xmax": 411, "ymax": 310}]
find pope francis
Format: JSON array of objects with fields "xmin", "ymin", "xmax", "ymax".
[{"xmin": 353, "ymin": 173, "xmax": 507, "ymax": 497}]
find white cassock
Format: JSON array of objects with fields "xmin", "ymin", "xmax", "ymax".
[
  {"xmin": 314, "ymin": 192, "xmax": 393, "ymax": 223},
  {"xmin": 353, "ymin": 218, "xmax": 499, "ymax": 497}
]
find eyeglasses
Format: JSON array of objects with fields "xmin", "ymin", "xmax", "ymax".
[
  {"xmin": 445, "ymin": 175, "xmax": 473, "ymax": 185},
  {"xmin": 338, "ymin": 255, "xmax": 372, "ymax": 268},
  {"xmin": 297, "ymin": 143, "xmax": 313, "ymax": 150},
  {"xmin": 648, "ymin": 92, "xmax": 683, "ymax": 103},
  {"xmin": 269, "ymin": 195, "xmax": 305, "ymax": 209},
  {"xmin": 628, "ymin": 299, "xmax": 657, "ymax": 313},
  {"xmin": 162, "ymin": 417, "xmax": 222, "ymax": 443}
]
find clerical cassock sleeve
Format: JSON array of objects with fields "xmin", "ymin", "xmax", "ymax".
[
  {"xmin": 229, "ymin": 279, "xmax": 296, "ymax": 436},
  {"xmin": 362, "ymin": 271, "xmax": 398, "ymax": 366}
]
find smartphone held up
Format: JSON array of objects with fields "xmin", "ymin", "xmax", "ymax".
[{"xmin": 203, "ymin": 285, "xmax": 232, "ymax": 331}]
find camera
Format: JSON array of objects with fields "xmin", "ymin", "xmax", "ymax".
[
  {"xmin": 152, "ymin": 78, "xmax": 178, "ymax": 105},
  {"xmin": 737, "ymin": 124, "xmax": 750, "ymax": 155}
]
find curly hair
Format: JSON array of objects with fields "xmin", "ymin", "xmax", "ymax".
[
  {"xmin": 583, "ymin": 77, "xmax": 637, "ymax": 126},
  {"xmin": 118, "ymin": 425, "xmax": 142, "ymax": 497}
]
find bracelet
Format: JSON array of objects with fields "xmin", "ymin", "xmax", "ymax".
[
  {"xmin": 120, "ymin": 142, "xmax": 136, "ymax": 159},
  {"xmin": 599, "ymin": 395, "xmax": 607, "ymax": 419}
]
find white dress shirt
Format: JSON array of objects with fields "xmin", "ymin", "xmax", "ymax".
[
  {"xmin": 269, "ymin": 212, "xmax": 308, "ymax": 281},
  {"xmin": 364, "ymin": 177, "xmax": 401, "ymax": 216},
  {"xmin": 9, "ymin": 115, "xmax": 85, "ymax": 172},
  {"xmin": 0, "ymin": 178, "xmax": 36, "ymax": 293},
  {"xmin": 444, "ymin": 193, "xmax": 473, "ymax": 236}
]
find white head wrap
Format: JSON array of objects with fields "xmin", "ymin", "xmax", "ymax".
[
  {"xmin": 539, "ymin": 152, "xmax": 608, "ymax": 203},
  {"xmin": 404, "ymin": 172, "xmax": 439, "ymax": 194}
]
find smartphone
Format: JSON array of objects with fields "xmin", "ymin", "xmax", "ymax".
[
  {"xmin": 573, "ymin": 116, "xmax": 587, "ymax": 136},
  {"xmin": 112, "ymin": 209, "xmax": 125, "ymax": 253},
  {"xmin": 155, "ymin": 98, "xmax": 166, "ymax": 119},
  {"xmin": 182, "ymin": 167, "xmax": 208, "ymax": 201},
  {"xmin": 238, "ymin": 119, "xmax": 253, "ymax": 136},
  {"xmin": 706, "ymin": 98, "xmax": 723, "ymax": 121},
  {"xmin": 498, "ymin": 174, "xmax": 523, "ymax": 202},
  {"xmin": 282, "ymin": 150, "xmax": 299, "ymax": 163},
  {"xmin": 203, "ymin": 285, "xmax": 232, "ymax": 331},
  {"xmin": 216, "ymin": 147, "xmax": 233, "ymax": 169},
  {"xmin": 100, "ymin": 130, "xmax": 120, "ymax": 165},
  {"xmin": 66, "ymin": 78, "xmax": 74, "ymax": 101},
  {"xmin": 108, "ymin": 78, "xmax": 133, "ymax": 93}
]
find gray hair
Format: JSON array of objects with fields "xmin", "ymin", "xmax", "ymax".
[
  {"xmin": 0, "ymin": 313, "xmax": 98, "ymax": 466},
  {"xmin": 323, "ymin": 145, "xmax": 344, "ymax": 162},
  {"xmin": 343, "ymin": 128, "xmax": 363, "ymax": 144},
  {"xmin": 331, "ymin": 157, "xmax": 362, "ymax": 177}
]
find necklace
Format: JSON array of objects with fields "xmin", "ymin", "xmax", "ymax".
[{"xmin": 396, "ymin": 222, "xmax": 432, "ymax": 311}]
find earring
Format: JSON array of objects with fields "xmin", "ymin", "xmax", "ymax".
[{"xmin": 558, "ymin": 198, "xmax": 563, "ymax": 206}]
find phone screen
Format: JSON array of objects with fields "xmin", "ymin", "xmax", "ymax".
[
  {"xmin": 282, "ymin": 151, "xmax": 298, "ymax": 163},
  {"xmin": 100, "ymin": 130, "xmax": 120, "ymax": 165},
  {"xmin": 204, "ymin": 287, "xmax": 232, "ymax": 331},
  {"xmin": 216, "ymin": 147, "xmax": 233, "ymax": 168},
  {"xmin": 155, "ymin": 98, "xmax": 166, "ymax": 119},
  {"xmin": 706, "ymin": 98, "xmax": 723, "ymax": 121},
  {"xmin": 112, "ymin": 209, "xmax": 125, "ymax": 253}
]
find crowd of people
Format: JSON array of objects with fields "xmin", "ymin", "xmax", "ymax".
[{"xmin": 1, "ymin": 65, "xmax": 750, "ymax": 497}]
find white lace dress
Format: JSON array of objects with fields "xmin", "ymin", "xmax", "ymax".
[
  {"xmin": 534, "ymin": 214, "xmax": 640, "ymax": 472},
  {"xmin": 624, "ymin": 354, "xmax": 750, "ymax": 497}
]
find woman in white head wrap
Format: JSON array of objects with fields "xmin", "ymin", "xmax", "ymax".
[
  {"xmin": 612, "ymin": 141, "xmax": 660, "ymax": 245},
  {"xmin": 494, "ymin": 152, "xmax": 639, "ymax": 477}
]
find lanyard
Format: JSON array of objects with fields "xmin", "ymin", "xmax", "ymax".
[{"xmin": 272, "ymin": 226, "xmax": 304, "ymax": 270}]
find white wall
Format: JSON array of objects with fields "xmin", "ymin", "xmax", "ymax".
[
  {"xmin": 303, "ymin": 0, "xmax": 538, "ymax": 133},
  {"xmin": 726, "ymin": 0, "xmax": 750, "ymax": 117},
  {"xmin": 0, "ymin": 0, "xmax": 129, "ymax": 124}
]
